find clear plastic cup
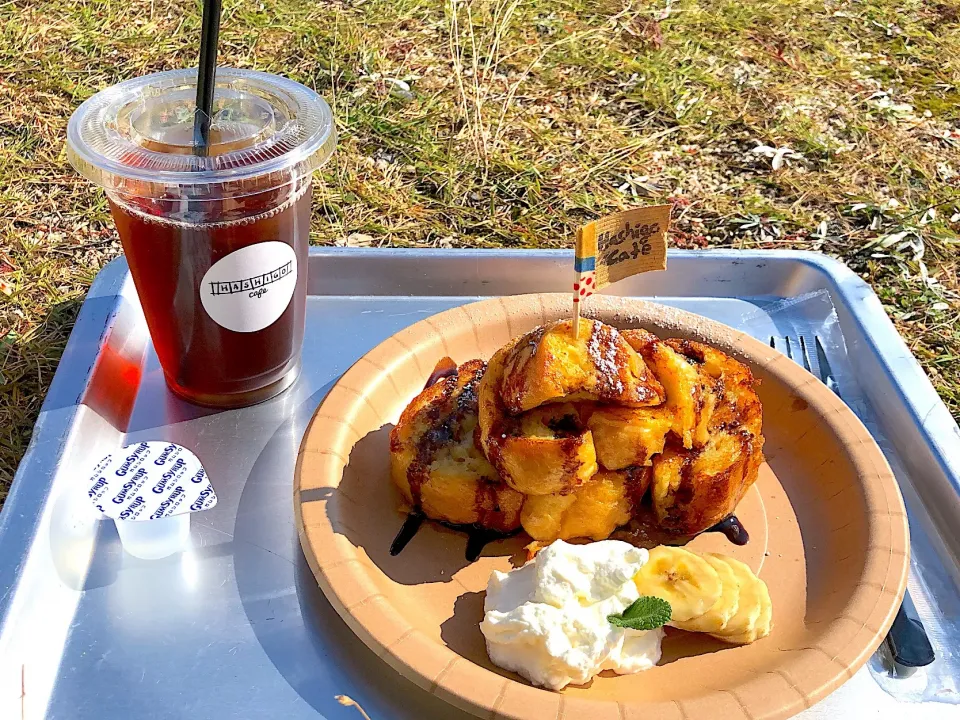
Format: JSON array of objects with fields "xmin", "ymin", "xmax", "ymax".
[
  {"xmin": 115, "ymin": 513, "xmax": 191, "ymax": 560},
  {"xmin": 66, "ymin": 69, "xmax": 336, "ymax": 408}
]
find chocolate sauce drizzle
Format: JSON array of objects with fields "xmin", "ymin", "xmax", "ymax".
[
  {"xmin": 614, "ymin": 507, "xmax": 750, "ymax": 550},
  {"xmin": 389, "ymin": 513, "xmax": 518, "ymax": 560},
  {"xmin": 463, "ymin": 526, "xmax": 518, "ymax": 562},
  {"xmin": 390, "ymin": 511, "xmax": 425, "ymax": 556},
  {"xmin": 706, "ymin": 515, "xmax": 749, "ymax": 545}
]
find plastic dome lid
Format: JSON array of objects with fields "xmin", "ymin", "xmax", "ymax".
[{"xmin": 67, "ymin": 68, "xmax": 335, "ymax": 198}]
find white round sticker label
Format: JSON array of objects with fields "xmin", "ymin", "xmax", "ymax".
[{"xmin": 200, "ymin": 241, "xmax": 298, "ymax": 333}]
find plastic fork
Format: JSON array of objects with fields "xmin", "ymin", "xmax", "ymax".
[{"xmin": 771, "ymin": 333, "xmax": 935, "ymax": 676}]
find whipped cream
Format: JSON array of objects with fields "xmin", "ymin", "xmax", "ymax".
[{"xmin": 480, "ymin": 539, "xmax": 663, "ymax": 690}]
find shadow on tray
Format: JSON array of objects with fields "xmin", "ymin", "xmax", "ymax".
[{"xmin": 229, "ymin": 390, "xmax": 453, "ymax": 719}]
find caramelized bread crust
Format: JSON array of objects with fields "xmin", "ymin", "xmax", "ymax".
[
  {"xmin": 585, "ymin": 404, "xmax": 673, "ymax": 470},
  {"xmin": 499, "ymin": 318, "xmax": 664, "ymax": 414},
  {"xmin": 648, "ymin": 339, "xmax": 764, "ymax": 535},
  {"xmin": 390, "ymin": 359, "xmax": 524, "ymax": 532},
  {"xmin": 478, "ymin": 341, "xmax": 599, "ymax": 496},
  {"xmin": 389, "ymin": 321, "xmax": 764, "ymax": 543}
]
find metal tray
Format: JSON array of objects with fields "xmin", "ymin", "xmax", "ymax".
[{"xmin": 1, "ymin": 249, "xmax": 958, "ymax": 719}]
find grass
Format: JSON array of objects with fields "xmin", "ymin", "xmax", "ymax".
[{"xmin": 1, "ymin": 0, "xmax": 958, "ymax": 503}]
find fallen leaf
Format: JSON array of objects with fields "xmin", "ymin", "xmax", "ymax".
[
  {"xmin": 772, "ymin": 147, "xmax": 791, "ymax": 170},
  {"xmin": 879, "ymin": 231, "xmax": 908, "ymax": 248},
  {"xmin": 384, "ymin": 77, "xmax": 414, "ymax": 100},
  {"xmin": 624, "ymin": 17, "xmax": 663, "ymax": 49},
  {"xmin": 751, "ymin": 144, "xmax": 803, "ymax": 169},
  {"xmin": 345, "ymin": 233, "xmax": 375, "ymax": 247}
]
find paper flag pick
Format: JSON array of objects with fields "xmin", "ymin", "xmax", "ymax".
[{"xmin": 573, "ymin": 205, "xmax": 672, "ymax": 336}]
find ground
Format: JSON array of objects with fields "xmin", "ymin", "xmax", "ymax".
[{"xmin": 1, "ymin": 0, "xmax": 958, "ymax": 503}]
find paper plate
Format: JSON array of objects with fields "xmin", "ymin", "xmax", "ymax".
[{"xmin": 294, "ymin": 294, "xmax": 908, "ymax": 720}]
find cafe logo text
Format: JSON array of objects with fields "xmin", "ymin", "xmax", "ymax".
[
  {"xmin": 208, "ymin": 260, "xmax": 293, "ymax": 300},
  {"xmin": 598, "ymin": 222, "xmax": 661, "ymax": 266}
]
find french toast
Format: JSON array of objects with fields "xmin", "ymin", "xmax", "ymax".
[
  {"xmin": 520, "ymin": 466, "xmax": 651, "ymax": 542},
  {"xmin": 389, "ymin": 319, "xmax": 764, "ymax": 546},
  {"xmin": 478, "ymin": 340, "xmax": 599, "ymax": 495},
  {"xmin": 622, "ymin": 328, "xmax": 709, "ymax": 449},
  {"xmin": 390, "ymin": 359, "xmax": 524, "ymax": 532},
  {"xmin": 499, "ymin": 318, "xmax": 664, "ymax": 414},
  {"xmin": 648, "ymin": 339, "xmax": 764, "ymax": 535},
  {"xmin": 584, "ymin": 404, "xmax": 673, "ymax": 470}
]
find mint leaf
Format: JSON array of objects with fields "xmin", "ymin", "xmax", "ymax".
[{"xmin": 608, "ymin": 596, "xmax": 671, "ymax": 631}]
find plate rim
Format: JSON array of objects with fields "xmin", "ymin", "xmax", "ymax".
[{"xmin": 294, "ymin": 293, "xmax": 909, "ymax": 720}]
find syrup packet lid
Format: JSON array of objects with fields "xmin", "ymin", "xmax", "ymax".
[{"xmin": 87, "ymin": 442, "xmax": 217, "ymax": 521}]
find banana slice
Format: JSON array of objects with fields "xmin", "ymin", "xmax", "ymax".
[
  {"xmin": 753, "ymin": 584, "xmax": 774, "ymax": 639},
  {"xmin": 715, "ymin": 574, "xmax": 773, "ymax": 644},
  {"xmin": 709, "ymin": 556, "xmax": 764, "ymax": 641},
  {"xmin": 633, "ymin": 546, "xmax": 722, "ymax": 622},
  {"xmin": 671, "ymin": 552, "xmax": 740, "ymax": 633}
]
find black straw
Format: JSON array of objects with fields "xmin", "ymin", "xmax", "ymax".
[{"xmin": 193, "ymin": 0, "xmax": 223, "ymax": 155}]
